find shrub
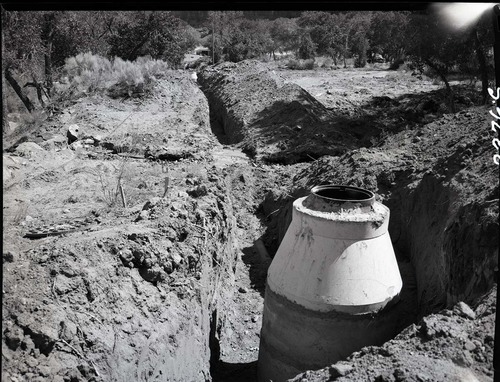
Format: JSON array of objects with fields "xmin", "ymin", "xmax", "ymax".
[
  {"xmin": 61, "ymin": 52, "xmax": 170, "ymax": 97},
  {"xmin": 286, "ymin": 58, "xmax": 315, "ymax": 70}
]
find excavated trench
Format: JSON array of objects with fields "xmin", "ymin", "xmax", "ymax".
[
  {"xmin": 196, "ymin": 65, "xmax": 498, "ymax": 381},
  {"xmin": 4, "ymin": 66, "xmax": 496, "ymax": 382}
]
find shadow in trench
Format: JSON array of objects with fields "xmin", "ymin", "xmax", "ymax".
[
  {"xmin": 241, "ymin": 242, "xmax": 271, "ymax": 298},
  {"xmin": 209, "ymin": 105, "xmax": 230, "ymax": 145},
  {"xmin": 211, "ymin": 360, "xmax": 258, "ymax": 382}
]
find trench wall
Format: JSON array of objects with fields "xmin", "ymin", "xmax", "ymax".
[{"xmin": 263, "ymin": 145, "xmax": 498, "ymax": 316}]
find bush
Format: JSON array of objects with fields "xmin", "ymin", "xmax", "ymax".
[
  {"xmin": 286, "ymin": 58, "xmax": 315, "ymax": 70},
  {"xmin": 61, "ymin": 52, "xmax": 170, "ymax": 96},
  {"xmin": 315, "ymin": 56, "xmax": 334, "ymax": 69},
  {"xmin": 389, "ymin": 58, "xmax": 405, "ymax": 70}
]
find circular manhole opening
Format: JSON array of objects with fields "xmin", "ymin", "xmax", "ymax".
[{"xmin": 311, "ymin": 185, "xmax": 375, "ymax": 207}]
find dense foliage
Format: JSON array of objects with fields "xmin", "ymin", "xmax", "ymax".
[{"xmin": 2, "ymin": 8, "xmax": 496, "ymax": 130}]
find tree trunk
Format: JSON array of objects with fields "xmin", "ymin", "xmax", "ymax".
[
  {"xmin": 343, "ymin": 32, "xmax": 350, "ymax": 68},
  {"xmin": 25, "ymin": 76, "xmax": 46, "ymax": 107},
  {"xmin": 2, "ymin": 18, "xmax": 7, "ymax": 135},
  {"xmin": 474, "ymin": 29, "xmax": 489, "ymax": 105},
  {"xmin": 2, "ymin": 70, "xmax": 7, "ymax": 135},
  {"xmin": 42, "ymin": 13, "xmax": 56, "ymax": 97},
  {"xmin": 425, "ymin": 60, "xmax": 455, "ymax": 113},
  {"xmin": 44, "ymin": 40, "xmax": 53, "ymax": 97},
  {"xmin": 5, "ymin": 67, "xmax": 35, "ymax": 113}
]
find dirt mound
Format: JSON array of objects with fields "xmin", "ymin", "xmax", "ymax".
[
  {"xmin": 198, "ymin": 60, "xmax": 358, "ymax": 163},
  {"xmin": 1, "ymin": 71, "xmax": 243, "ymax": 382},
  {"xmin": 289, "ymin": 286, "xmax": 496, "ymax": 382}
]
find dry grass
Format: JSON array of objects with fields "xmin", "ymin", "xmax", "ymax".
[
  {"xmin": 286, "ymin": 58, "xmax": 315, "ymax": 70},
  {"xmin": 60, "ymin": 52, "xmax": 171, "ymax": 96}
]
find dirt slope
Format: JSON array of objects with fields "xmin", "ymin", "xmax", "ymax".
[
  {"xmin": 198, "ymin": 60, "xmax": 359, "ymax": 163},
  {"xmin": 2, "ymin": 71, "xmax": 242, "ymax": 382},
  {"xmin": 289, "ymin": 286, "xmax": 496, "ymax": 382}
]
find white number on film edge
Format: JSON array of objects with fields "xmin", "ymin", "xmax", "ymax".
[{"xmin": 488, "ymin": 87, "xmax": 500, "ymax": 165}]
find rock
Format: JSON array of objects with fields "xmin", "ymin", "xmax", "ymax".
[
  {"xmin": 92, "ymin": 135, "xmax": 102, "ymax": 145},
  {"xmin": 142, "ymin": 197, "xmax": 162, "ymax": 211},
  {"xmin": 21, "ymin": 336, "xmax": 35, "ymax": 352},
  {"xmin": 25, "ymin": 215, "xmax": 34, "ymax": 222},
  {"xmin": 251, "ymin": 315, "xmax": 258, "ymax": 323},
  {"xmin": 171, "ymin": 253, "xmax": 183, "ymax": 269},
  {"xmin": 464, "ymin": 340, "xmax": 476, "ymax": 351},
  {"xmin": 139, "ymin": 265, "xmax": 164, "ymax": 283},
  {"xmin": 25, "ymin": 355, "xmax": 39, "ymax": 368},
  {"xmin": 135, "ymin": 210, "xmax": 150, "ymax": 222},
  {"xmin": 454, "ymin": 301, "xmax": 476, "ymax": 320},
  {"xmin": 67, "ymin": 124, "xmax": 80, "ymax": 143},
  {"xmin": 83, "ymin": 138, "xmax": 94, "ymax": 145},
  {"xmin": 393, "ymin": 368, "xmax": 408, "ymax": 382},
  {"xmin": 77, "ymin": 363, "xmax": 95, "ymax": 378},
  {"xmin": 59, "ymin": 320, "xmax": 77, "ymax": 342},
  {"xmin": 63, "ymin": 368, "xmax": 82, "ymax": 382},
  {"xmin": 452, "ymin": 351, "xmax": 474, "ymax": 367},
  {"xmin": 70, "ymin": 141, "xmax": 84, "ymax": 151},
  {"xmin": 14, "ymin": 142, "xmax": 45, "ymax": 158},
  {"xmin": 187, "ymin": 184, "xmax": 208, "ymax": 198},
  {"xmin": 39, "ymin": 134, "xmax": 68, "ymax": 151},
  {"xmin": 238, "ymin": 286, "xmax": 248, "ymax": 293},
  {"xmin": 5, "ymin": 326, "xmax": 24, "ymax": 350},
  {"xmin": 38, "ymin": 365, "xmax": 51, "ymax": 377},
  {"xmin": 164, "ymin": 261, "xmax": 174, "ymax": 274},
  {"xmin": 329, "ymin": 362, "xmax": 353, "ymax": 378},
  {"xmin": 3, "ymin": 251, "xmax": 15, "ymax": 263},
  {"xmin": 374, "ymin": 374, "xmax": 394, "ymax": 382}
]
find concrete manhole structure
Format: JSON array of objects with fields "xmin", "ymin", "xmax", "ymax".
[{"xmin": 258, "ymin": 185, "xmax": 404, "ymax": 382}]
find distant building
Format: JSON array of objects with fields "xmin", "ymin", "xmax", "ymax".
[{"xmin": 194, "ymin": 46, "xmax": 210, "ymax": 57}]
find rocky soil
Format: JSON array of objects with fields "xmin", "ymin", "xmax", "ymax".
[{"xmin": 3, "ymin": 59, "xmax": 498, "ymax": 382}]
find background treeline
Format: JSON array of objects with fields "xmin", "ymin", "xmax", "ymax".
[{"xmin": 1, "ymin": 9, "xmax": 496, "ymax": 132}]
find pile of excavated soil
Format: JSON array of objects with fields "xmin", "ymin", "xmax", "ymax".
[
  {"xmin": 1, "ymin": 70, "xmax": 245, "ymax": 382},
  {"xmin": 198, "ymin": 60, "xmax": 359, "ymax": 163},
  {"xmin": 289, "ymin": 286, "xmax": 496, "ymax": 382}
]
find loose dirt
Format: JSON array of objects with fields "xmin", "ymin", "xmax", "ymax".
[{"xmin": 3, "ymin": 59, "xmax": 498, "ymax": 382}]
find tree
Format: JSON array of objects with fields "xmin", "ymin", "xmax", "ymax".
[
  {"xmin": 207, "ymin": 11, "xmax": 244, "ymax": 63},
  {"xmin": 108, "ymin": 11, "xmax": 194, "ymax": 67},
  {"xmin": 3, "ymin": 10, "xmax": 117, "ymax": 116},
  {"xmin": 349, "ymin": 13, "xmax": 372, "ymax": 68},
  {"xmin": 469, "ymin": 12, "xmax": 495, "ymax": 104},
  {"xmin": 406, "ymin": 13, "xmax": 470, "ymax": 112},
  {"xmin": 368, "ymin": 12, "xmax": 410, "ymax": 65},
  {"xmin": 297, "ymin": 32, "xmax": 317, "ymax": 60},
  {"xmin": 2, "ymin": 10, "xmax": 45, "ymax": 113},
  {"xmin": 224, "ymin": 19, "xmax": 271, "ymax": 62},
  {"xmin": 270, "ymin": 17, "xmax": 300, "ymax": 56}
]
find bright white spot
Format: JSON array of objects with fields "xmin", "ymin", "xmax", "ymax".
[{"xmin": 432, "ymin": 3, "xmax": 495, "ymax": 30}]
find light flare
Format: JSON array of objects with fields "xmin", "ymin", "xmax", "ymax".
[{"xmin": 432, "ymin": 3, "xmax": 496, "ymax": 30}]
